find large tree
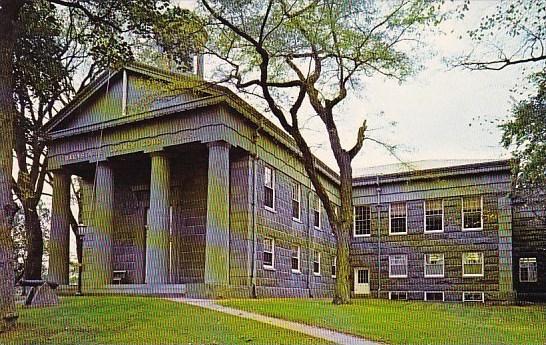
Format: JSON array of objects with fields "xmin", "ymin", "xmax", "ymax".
[
  {"xmin": 0, "ymin": 0, "xmax": 202, "ymax": 331},
  {"xmin": 200, "ymin": 0, "xmax": 441, "ymax": 304}
]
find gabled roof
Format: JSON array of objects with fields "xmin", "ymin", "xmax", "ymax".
[{"xmin": 44, "ymin": 62, "xmax": 341, "ymax": 183}]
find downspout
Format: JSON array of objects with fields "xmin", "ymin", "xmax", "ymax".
[
  {"xmin": 307, "ymin": 189, "xmax": 313, "ymax": 297},
  {"xmin": 376, "ymin": 175, "xmax": 382, "ymax": 297},
  {"xmin": 250, "ymin": 129, "xmax": 259, "ymax": 298}
]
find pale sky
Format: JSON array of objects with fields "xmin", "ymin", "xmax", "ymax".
[{"xmin": 179, "ymin": 1, "xmax": 540, "ymax": 174}]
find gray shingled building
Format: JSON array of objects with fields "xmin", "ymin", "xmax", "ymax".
[{"xmin": 44, "ymin": 64, "xmax": 544, "ymax": 302}]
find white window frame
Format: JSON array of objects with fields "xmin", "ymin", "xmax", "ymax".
[
  {"xmin": 389, "ymin": 254, "xmax": 408, "ymax": 278},
  {"xmin": 424, "ymin": 291, "xmax": 445, "ymax": 302},
  {"xmin": 424, "ymin": 199, "xmax": 444, "ymax": 233},
  {"xmin": 424, "ymin": 253, "xmax": 445, "ymax": 278},
  {"xmin": 313, "ymin": 250, "xmax": 321, "ymax": 276},
  {"xmin": 462, "ymin": 196, "xmax": 483, "ymax": 231},
  {"xmin": 312, "ymin": 194, "xmax": 322, "ymax": 230},
  {"xmin": 388, "ymin": 291, "xmax": 408, "ymax": 300},
  {"xmin": 264, "ymin": 166, "xmax": 276, "ymax": 212},
  {"xmin": 263, "ymin": 237, "xmax": 275, "ymax": 270},
  {"xmin": 291, "ymin": 245, "xmax": 301, "ymax": 273},
  {"xmin": 389, "ymin": 202, "xmax": 408, "ymax": 235},
  {"xmin": 331, "ymin": 256, "xmax": 337, "ymax": 278},
  {"xmin": 519, "ymin": 257, "xmax": 538, "ymax": 282},
  {"xmin": 291, "ymin": 182, "xmax": 301, "ymax": 222},
  {"xmin": 354, "ymin": 205, "xmax": 372, "ymax": 237},
  {"xmin": 462, "ymin": 252, "xmax": 484, "ymax": 277},
  {"xmin": 463, "ymin": 292, "xmax": 484, "ymax": 303}
]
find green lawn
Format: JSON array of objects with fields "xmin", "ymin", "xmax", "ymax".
[
  {"xmin": 220, "ymin": 298, "xmax": 546, "ymax": 345},
  {"xmin": 0, "ymin": 297, "xmax": 331, "ymax": 345}
]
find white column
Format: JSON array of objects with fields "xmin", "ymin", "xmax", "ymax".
[
  {"xmin": 146, "ymin": 152, "xmax": 171, "ymax": 284},
  {"xmin": 87, "ymin": 161, "xmax": 115, "ymax": 287},
  {"xmin": 49, "ymin": 170, "xmax": 71, "ymax": 285},
  {"xmin": 204, "ymin": 141, "xmax": 231, "ymax": 285}
]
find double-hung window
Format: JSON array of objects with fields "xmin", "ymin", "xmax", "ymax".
[
  {"xmin": 462, "ymin": 196, "xmax": 482, "ymax": 230},
  {"xmin": 519, "ymin": 257, "xmax": 538, "ymax": 282},
  {"xmin": 312, "ymin": 194, "xmax": 321, "ymax": 229},
  {"xmin": 462, "ymin": 252, "xmax": 484, "ymax": 277},
  {"xmin": 291, "ymin": 245, "xmax": 301, "ymax": 273},
  {"xmin": 424, "ymin": 254, "xmax": 444, "ymax": 277},
  {"xmin": 389, "ymin": 202, "xmax": 407, "ymax": 234},
  {"xmin": 425, "ymin": 199, "xmax": 443, "ymax": 232},
  {"xmin": 354, "ymin": 206, "xmax": 371, "ymax": 237},
  {"xmin": 313, "ymin": 250, "xmax": 321, "ymax": 275},
  {"xmin": 389, "ymin": 255, "xmax": 408, "ymax": 278},
  {"xmin": 263, "ymin": 237, "xmax": 274, "ymax": 269},
  {"xmin": 264, "ymin": 166, "xmax": 275, "ymax": 210},
  {"xmin": 291, "ymin": 182, "xmax": 301, "ymax": 221},
  {"xmin": 331, "ymin": 257, "xmax": 337, "ymax": 278}
]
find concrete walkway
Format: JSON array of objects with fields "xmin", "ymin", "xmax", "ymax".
[{"xmin": 169, "ymin": 298, "xmax": 381, "ymax": 345}]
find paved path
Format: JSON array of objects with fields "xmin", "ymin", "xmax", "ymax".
[{"xmin": 169, "ymin": 298, "xmax": 381, "ymax": 345}]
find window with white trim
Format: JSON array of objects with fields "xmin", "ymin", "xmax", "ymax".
[
  {"xmin": 264, "ymin": 166, "xmax": 275, "ymax": 210},
  {"xmin": 313, "ymin": 250, "xmax": 321, "ymax": 275},
  {"xmin": 389, "ymin": 202, "xmax": 407, "ymax": 234},
  {"xmin": 463, "ymin": 292, "xmax": 484, "ymax": 303},
  {"xmin": 291, "ymin": 182, "xmax": 301, "ymax": 221},
  {"xmin": 354, "ymin": 206, "xmax": 371, "ymax": 237},
  {"xmin": 424, "ymin": 292, "xmax": 444, "ymax": 302},
  {"xmin": 462, "ymin": 252, "xmax": 484, "ymax": 277},
  {"xmin": 263, "ymin": 237, "xmax": 274, "ymax": 269},
  {"xmin": 291, "ymin": 245, "xmax": 300, "ymax": 273},
  {"xmin": 389, "ymin": 291, "xmax": 407, "ymax": 300},
  {"xmin": 462, "ymin": 196, "xmax": 482, "ymax": 230},
  {"xmin": 519, "ymin": 257, "xmax": 538, "ymax": 282},
  {"xmin": 312, "ymin": 194, "xmax": 321, "ymax": 229},
  {"xmin": 389, "ymin": 255, "xmax": 408, "ymax": 278},
  {"xmin": 331, "ymin": 257, "xmax": 337, "ymax": 278},
  {"xmin": 425, "ymin": 199, "xmax": 443, "ymax": 232},
  {"xmin": 424, "ymin": 254, "xmax": 445, "ymax": 277}
]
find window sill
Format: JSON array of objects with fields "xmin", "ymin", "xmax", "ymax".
[
  {"xmin": 263, "ymin": 266, "xmax": 276, "ymax": 271},
  {"xmin": 462, "ymin": 227, "xmax": 482, "ymax": 232},
  {"xmin": 291, "ymin": 269, "xmax": 301, "ymax": 274},
  {"xmin": 354, "ymin": 234, "xmax": 371, "ymax": 238},
  {"xmin": 264, "ymin": 206, "xmax": 276, "ymax": 213},
  {"xmin": 389, "ymin": 275, "xmax": 408, "ymax": 278},
  {"xmin": 314, "ymin": 226, "xmax": 322, "ymax": 231},
  {"xmin": 331, "ymin": 275, "xmax": 336, "ymax": 279},
  {"xmin": 389, "ymin": 232, "xmax": 407, "ymax": 236},
  {"xmin": 292, "ymin": 217, "xmax": 302, "ymax": 223},
  {"xmin": 424, "ymin": 275, "xmax": 445, "ymax": 278},
  {"xmin": 463, "ymin": 274, "xmax": 484, "ymax": 278},
  {"xmin": 313, "ymin": 272, "xmax": 321, "ymax": 276},
  {"xmin": 424, "ymin": 230, "xmax": 444, "ymax": 234}
]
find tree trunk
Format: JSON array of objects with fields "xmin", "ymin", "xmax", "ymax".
[
  {"xmin": 23, "ymin": 205, "xmax": 43, "ymax": 280},
  {"xmin": 333, "ymin": 153, "xmax": 354, "ymax": 304},
  {"xmin": 0, "ymin": 0, "xmax": 24, "ymax": 332}
]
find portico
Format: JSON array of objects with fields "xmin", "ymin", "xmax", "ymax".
[{"xmin": 44, "ymin": 64, "xmax": 257, "ymax": 297}]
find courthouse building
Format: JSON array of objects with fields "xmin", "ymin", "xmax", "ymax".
[{"xmin": 44, "ymin": 63, "xmax": 545, "ymax": 302}]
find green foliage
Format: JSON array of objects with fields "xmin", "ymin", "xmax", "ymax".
[
  {"xmin": 501, "ymin": 71, "xmax": 546, "ymax": 188},
  {"xmin": 205, "ymin": 0, "xmax": 441, "ymax": 98},
  {"xmin": 459, "ymin": 0, "xmax": 546, "ymax": 70}
]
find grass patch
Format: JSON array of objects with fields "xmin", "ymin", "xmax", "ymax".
[
  {"xmin": 0, "ymin": 297, "xmax": 332, "ymax": 345},
  {"xmin": 220, "ymin": 298, "xmax": 546, "ymax": 345}
]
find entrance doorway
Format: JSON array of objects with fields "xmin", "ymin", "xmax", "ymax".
[{"xmin": 354, "ymin": 268, "xmax": 370, "ymax": 295}]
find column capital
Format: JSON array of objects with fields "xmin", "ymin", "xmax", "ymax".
[
  {"xmin": 206, "ymin": 140, "xmax": 230, "ymax": 149},
  {"xmin": 149, "ymin": 150, "xmax": 169, "ymax": 158}
]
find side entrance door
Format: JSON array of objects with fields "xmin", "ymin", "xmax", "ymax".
[{"xmin": 354, "ymin": 268, "xmax": 370, "ymax": 295}]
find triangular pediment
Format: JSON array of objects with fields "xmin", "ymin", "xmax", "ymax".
[{"xmin": 46, "ymin": 64, "xmax": 221, "ymax": 136}]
